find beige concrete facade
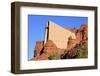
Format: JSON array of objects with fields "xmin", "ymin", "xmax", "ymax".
[{"xmin": 44, "ymin": 21, "xmax": 76, "ymax": 49}]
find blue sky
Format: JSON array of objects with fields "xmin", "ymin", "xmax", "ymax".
[{"xmin": 28, "ymin": 15, "xmax": 88, "ymax": 60}]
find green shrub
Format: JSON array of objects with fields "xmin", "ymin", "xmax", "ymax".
[
  {"xmin": 48, "ymin": 50, "xmax": 61, "ymax": 60},
  {"xmin": 76, "ymin": 42, "xmax": 88, "ymax": 58}
]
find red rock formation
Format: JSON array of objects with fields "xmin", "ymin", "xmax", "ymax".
[
  {"xmin": 67, "ymin": 24, "xmax": 88, "ymax": 50},
  {"xmin": 79, "ymin": 24, "xmax": 88, "ymax": 43},
  {"xmin": 33, "ymin": 40, "xmax": 58, "ymax": 60},
  {"xmin": 34, "ymin": 41, "xmax": 44, "ymax": 57},
  {"xmin": 32, "ymin": 24, "xmax": 88, "ymax": 60},
  {"xmin": 65, "ymin": 24, "xmax": 88, "ymax": 58}
]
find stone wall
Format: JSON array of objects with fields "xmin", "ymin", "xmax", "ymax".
[{"xmin": 44, "ymin": 21, "xmax": 76, "ymax": 49}]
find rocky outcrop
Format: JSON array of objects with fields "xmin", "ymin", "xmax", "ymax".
[
  {"xmin": 33, "ymin": 40, "xmax": 58, "ymax": 60},
  {"xmin": 62, "ymin": 24, "xmax": 88, "ymax": 58},
  {"xmin": 67, "ymin": 24, "xmax": 87, "ymax": 50},
  {"xmin": 34, "ymin": 41, "xmax": 44, "ymax": 57},
  {"xmin": 32, "ymin": 24, "xmax": 88, "ymax": 60},
  {"xmin": 43, "ymin": 40, "xmax": 58, "ymax": 56}
]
